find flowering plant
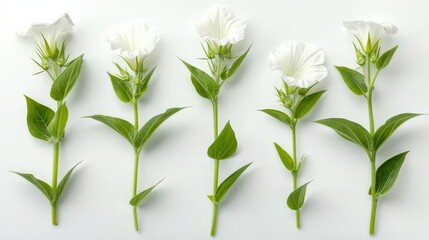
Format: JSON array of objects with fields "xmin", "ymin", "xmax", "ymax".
[
  {"xmin": 317, "ymin": 21, "xmax": 420, "ymax": 235},
  {"xmin": 181, "ymin": 4, "xmax": 251, "ymax": 236},
  {"xmin": 87, "ymin": 21, "xmax": 184, "ymax": 231},
  {"xmin": 261, "ymin": 41, "xmax": 327, "ymax": 228},
  {"xmin": 14, "ymin": 13, "xmax": 84, "ymax": 225}
]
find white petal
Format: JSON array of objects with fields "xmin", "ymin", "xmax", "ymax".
[
  {"xmin": 343, "ymin": 20, "xmax": 397, "ymax": 47},
  {"xmin": 106, "ymin": 21, "xmax": 160, "ymax": 59},
  {"xmin": 381, "ymin": 22, "xmax": 398, "ymax": 34},
  {"xmin": 268, "ymin": 41, "xmax": 327, "ymax": 88},
  {"xmin": 195, "ymin": 4, "xmax": 245, "ymax": 46}
]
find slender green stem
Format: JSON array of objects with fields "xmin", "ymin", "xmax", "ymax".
[
  {"xmin": 366, "ymin": 58, "xmax": 378, "ymax": 235},
  {"xmin": 51, "ymin": 141, "xmax": 59, "ymax": 225},
  {"xmin": 132, "ymin": 99, "xmax": 140, "ymax": 231},
  {"xmin": 291, "ymin": 122, "xmax": 300, "ymax": 228},
  {"xmin": 210, "ymin": 99, "xmax": 220, "ymax": 236}
]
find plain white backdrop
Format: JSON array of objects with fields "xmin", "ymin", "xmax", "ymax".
[{"xmin": 1, "ymin": 0, "xmax": 429, "ymax": 239}]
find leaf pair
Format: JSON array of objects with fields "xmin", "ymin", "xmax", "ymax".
[
  {"xmin": 209, "ymin": 163, "xmax": 252, "ymax": 204},
  {"xmin": 25, "ymin": 96, "xmax": 69, "ymax": 142},
  {"xmin": 12, "ymin": 162, "xmax": 81, "ymax": 205},
  {"xmin": 316, "ymin": 113, "xmax": 420, "ymax": 153},
  {"xmin": 109, "ymin": 67, "xmax": 156, "ymax": 103},
  {"xmin": 87, "ymin": 107, "xmax": 185, "ymax": 151}
]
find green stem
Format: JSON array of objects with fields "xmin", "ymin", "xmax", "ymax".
[
  {"xmin": 132, "ymin": 100, "xmax": 140, "ymax": 231},
  {"xmin": 291, "ymin": 123, "xmax": 300, "ymax": 229},
  {"xmin": 51, "ymin": 141, "xmax": 59, "ymax": 225},
  {"xmin": 366, "ymin": 58, "xmax": 377, "ymax": 235},
  {"xmin": 210, "ymin": 99, "xmax": 220, "ymax": 236}
]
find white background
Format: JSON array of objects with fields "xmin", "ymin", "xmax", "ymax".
[{"xmin": 1, "ymin": 0, "xmax": 428, "ymax": 239}]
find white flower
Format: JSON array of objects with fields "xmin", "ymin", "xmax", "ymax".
[
  {"xmin": 195, "ymin": 4, "xmax": 246, "ymax": 47},
  {"xmin": 17, "ymin": 13, "xmax": 74, "ymax": 51},
  {"xmin": 343, "ymin": 21, "xmax": 397, "ymax": 49},
  {"xmin": 105, "ymin": 21, "xmax": 160, "ymax": 60},
  {"xmin": 268, "ymin": 41, "xmax": 328, "ymax": 89}
]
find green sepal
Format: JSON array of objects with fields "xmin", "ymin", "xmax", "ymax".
[
  {"xmin": 207, "ymin": 122, "xmax": 238, "ymax": 160},
  {"xmin": 214, "ymin": 162, "xmax": 252, "ymax": 203},
  {"xmin": 129, "ymin": 178, "xmax": 165, "ymax": 207},
  {"xmin": 24, "ymin": 95, "xmax": 55, "ymax": 142},
  {"xmin": 287, "ymin": 181, "xmax": 311, "ymax": 210}
]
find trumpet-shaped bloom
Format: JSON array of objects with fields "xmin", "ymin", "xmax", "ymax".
[
  {"xmin": 195, "ymin": 4, "xmax": 246, "ymax": 47},
  {"xmin": 269, "ymin": 41, "xmax": 328, "ymax": 89},
  {"xmin": 106, "ymin": 21, "xmax": 160, "ymax": 60},
  {"xmin": 343, "ymin": 21, "xmax": 397, "ymax": 49},
  {"xmin": 17, "ymin": 13, "xmax": 74, "ymax": 52}
]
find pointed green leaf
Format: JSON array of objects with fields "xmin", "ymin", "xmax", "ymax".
[
  {"xmin": 25, "ymin": 96, "xmax": 55, "ymax": 141},
  {"xmin": 376, "ymin": 45, "xmax": 398, "ymax": 70},
  {"xmin": 273, "ymin": 143, "xmax": 294, "ymax": 171},
  {"xmin": 373, "ymin": 113, "xmax": 421, "ymax": 151},
  {"xmin": 180, "ymin": 59, "xmax": 219, "ymax": 100},
  {"xmin": 294, "ymin": 90, "xmax": 326, "ymax": 119},
  {"xmin": 316, "ymin": 118, "xmax": 371, "ymax": 150},
  {"xmin": 129, "ymin": 178, "xmax": 165, "ymax": 207},
  {"xmin": 335, "ymin": 66, "xmax": 367, "ymax": 95},
  {"xmin": 86, "ymin": 115, "xmax": 136, "ymax": 145},
  {"xmin": 52, "ymin": 161, "xmax": 82, "ymax": 204},
  {"xmin": 207, "ymin": 122, "xmax": 238, "ymax": 160},
  {"xmin": 48, "ymin": 103, "xmax": 68, "ymax": 140},
  {"xmin": 215, "ymin": 162, "xmax": 252, "ymax": 202},
  {"xmin": 135, "ymin": 67, "xmax": 156, "ymax": 99},
  {"xmin": 134, "ymin": 107, "xmax": 185, "ymax": 150},
  {"xmin": 287, "ymin": 181, "xmax": 311, "ymax": 210},
  {"xmin": 12, "ymin": 172, "xmax": 53, "ymax": 202},
  {"xmin": 50, "ymin": 55, "xmax": 84, "ymax": 101},
  {"xmin": 225, "ymin": 45, "xmax": 252, "ymax": 79},
  {"xmin": 108, "ymin": 73, "xmax": 133, "ymax": 103},
  {"xmin": 375, "ymin": 151, "xmax": 408, "ymax": 195},
  {"xmin": 259, "ymin": 109, "xmax": 292, "ymax": 127}
]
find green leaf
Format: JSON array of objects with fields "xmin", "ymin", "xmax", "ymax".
[
  {"xmin": 86, "ymin": 115, "xmax": 136, "ymax": 145},
  {"xmin": 47, "ymin": 103, "xmax": 68, "ymax": 140},
  {"xmin": 134, "ymin": 107, "xmax": 185, "ymax": 150},
  {"xmin": 12, "ymin": 171, "xmax": 53, "ymax": 202},
  {"xmin": 316, "ymin": 118, "xmax": 371, "ymax": 150},
  {"xmin": 129, "ymin": 178, "xmax": 165, "ymax": 207},
  {"xmin": 335, "ymin": 66, "xmax": 367, "ymax": 95},
  {"xmin": 294, "ymin": 90, "xmax": 326, "ymax": 119},
  {"xmin": 180, "ymin": 59, "xmax": 219, "ymax": 100},
  {"xmin": 373, "ymin": 113, "xmax": 421, "ymax": 151},
  {"xmin": 50, "ymin": 55, "xmax": 84, "ymax": 101},
  {"xmin": 207, "ymin": 122, "xmax": 238, "ymax": 160},
  {"xmin": 259, "ymin": 109, "xmax": 292, "ymax": 126},
  {"xmin": 135, "ymin": 67, "xmax": 156, "ymax": 99},
  {"xmin": 108, "ymin": 73, "xmax": 133, "ymax": 103},
  {"xmin": 287, "ymin": 181, "xmax": 311, "ymax": 210},
  {"xmin": 273, "ymin": 143, "xmax": 294, "ymax": 171},
  {"xmin": 52, "ymin": 161, "xmax": 81, "ymax": 204},
  {"xmin": 225, "ymin": 44, "xmax": 252, "ymax": 79},
  {"xmin": 375, "ymin": 151, "xmax": 408, "ymax": 195},
  {"xmin": 25, "ymin": 96, "xmax": 55, "ymax": 141},
  {"xmin": 376, "ymin": 45, "xmax": 398, "ymax": 70},
  {"xmin": 215, "ymin": 163, "xmax": 252, "ymax": 202}
]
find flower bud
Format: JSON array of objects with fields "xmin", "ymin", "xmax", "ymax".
[
  {"xmin": 284, "ymin": 97, "xmax": 293, "ymax": 108},
  {"xmin": 369, "ymin": 53, "xmax": 377, "ymax": 63},
  {"xmin": 41, "ymin": 60, "xmax": 50, "ymax": 70},
  {"xmin": 298, "ymin": 87, "xmax": 310, "ymax": 95},
  {"xmin": 122, "ymin": 72, "xmax": 130, "ymax": 81},
  {"xmin": 222, "ymin": 44, "xmax": 232, "ymax": 58},
  {"xmin": 354, "ymin": 43, "xmax": 366, "ymax": 66},
  {"xmin": 57, "ymin": 58, "xmax": 65, "ymax": 67}
]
